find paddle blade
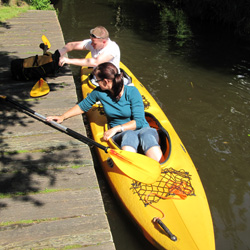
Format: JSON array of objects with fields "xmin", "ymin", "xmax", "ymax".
[
  {"xmin": 30, "ymin": 78, "xmax": 50, "ymax": 98},
  {"xmin": 42, "ymin": 35, "xmax": 51, "ymax": 49},
  {"xmin": 108, "ymin": 149, "xmax": 161, "ymax": 184}
]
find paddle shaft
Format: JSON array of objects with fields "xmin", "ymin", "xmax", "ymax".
[{"xmin": 1, "ymin": 95, "xmax": 108, "ymax": 152}]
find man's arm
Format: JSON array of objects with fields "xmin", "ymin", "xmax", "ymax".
[
  {"xmin": 59, "ymin": 41, "xmax": 86, "ymax": 57},
  {"xmin": 59, "ymin": 53, "xmax": 113, "ymax": 67}
]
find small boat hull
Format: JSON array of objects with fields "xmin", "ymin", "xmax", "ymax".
[{"xmin": 81, "ymin": 55, "xmax": 215, "ymax": 250}]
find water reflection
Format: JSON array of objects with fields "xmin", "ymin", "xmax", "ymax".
[{"xmin": 54, "ymin": 0, "xmax": 250, "ymax": 249}]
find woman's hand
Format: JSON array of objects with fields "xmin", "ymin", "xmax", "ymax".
[
  {"xmin": 46, "ymin": 105, "xmax": 84, "ymax": 124},
  {"xmin": 103, "ymin": 126, "xmax": 121, "ymax": 141},
  {"xmin": 46, "ymin": 115, "xmax": 64, "ymax": 124}
]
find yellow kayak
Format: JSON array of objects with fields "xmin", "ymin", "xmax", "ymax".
[{"xmin": 81, "ymin": 53, "xmax": 215, "ymax": 250}]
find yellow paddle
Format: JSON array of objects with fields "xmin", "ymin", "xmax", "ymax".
[
  {"xmin": 42, "ymin": 35, "xmax": 51, "ymax": 49},
  {"xmin": 107, "ymin": 149, "xmax": 161, "ymax": 184},
  {"xmin": 0, "ymin": 95, "xmax": 161, "ymax": 184},
  {"xmin": 30, "ymin": 78, "xmax": 50, "ymax": 98}
]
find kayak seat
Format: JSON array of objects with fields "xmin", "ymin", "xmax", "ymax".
[
  {"xmin": 158, "ymin": 129, "xmax": 171, "ymax": 162},
  {"xmin": 145, "ymin": 112, "xmax": 171, "ymax": 163}
]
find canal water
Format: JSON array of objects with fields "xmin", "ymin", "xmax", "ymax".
[{"xmin": 54, "ymin": 0, "xmax": 250, "ymax": 249}]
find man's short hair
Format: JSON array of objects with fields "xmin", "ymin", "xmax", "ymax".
[{"xmin": 90, "ymin": 26, "xmax": 109, "ymax": 39}]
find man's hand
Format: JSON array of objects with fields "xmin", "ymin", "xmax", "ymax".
[{"xmin": 59, "ymin": 56, "xmax": 69, "ymax": 66}]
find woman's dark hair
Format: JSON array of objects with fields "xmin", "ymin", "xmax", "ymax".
[{"xmin": 93, "ymin": 62, "xmax": 124, "ymax": 100}]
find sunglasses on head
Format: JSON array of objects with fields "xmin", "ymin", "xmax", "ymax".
[{"xmin": 90, "ymin": 33, "xmax": 103, "ymax": 39}]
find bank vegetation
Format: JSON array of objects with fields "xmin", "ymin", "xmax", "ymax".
[
  {"xmin": 1, "ymin": 0, "xmax": 250, "ymax": 39},
  {"xmin": 158, "ymin": 0, "xmax": 250, "ymax": 38}
]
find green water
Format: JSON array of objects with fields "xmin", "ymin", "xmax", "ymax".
[{"xmin": 54, "ymin": 1, "xmax": 250, "ymax": 249}]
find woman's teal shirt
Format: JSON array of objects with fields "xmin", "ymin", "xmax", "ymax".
[{"xmin": 78, "ymin": 85, "xmax": 149, "ymax": 129}]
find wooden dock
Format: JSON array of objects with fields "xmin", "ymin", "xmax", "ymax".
[{"xmin": 0, "ymin": 10, "xmax": 115, "ymax": 250}]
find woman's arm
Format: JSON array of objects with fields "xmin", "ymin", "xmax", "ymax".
[
  {"xmin": 103, "ymin": 87, "xmax": 144, "ymax": 141},
  {"xmin": 46, "ymin": 104, "xmax": 84, "ymax": 123},
  {"xmin": 129, "ymin": 87, "xmax": 147, "ymax": 129},
  {"xmin": 103, "ymin": 120, "xmax": 136, "ymax": 141}
]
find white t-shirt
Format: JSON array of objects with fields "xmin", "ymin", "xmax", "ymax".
[{"xmin": 83, "ymin": 38, "xmax": 120, "ymax": 70}]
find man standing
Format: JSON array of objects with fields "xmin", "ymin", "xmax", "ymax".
[{"xmin": 58, "ymin": 26, "xmax": 120, "ymax": 70}]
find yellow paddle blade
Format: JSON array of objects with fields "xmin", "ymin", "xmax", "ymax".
[
  {"xmin": 108, "ymin": 149, "xmax": 161, "ymax": 184},
  {"xmin": 30, "ymin": 78, "xmax": 50, "ymax": 98},
  {"xmin": 42, "ymin": 35, "xmax": 51, "ymax": 49}
]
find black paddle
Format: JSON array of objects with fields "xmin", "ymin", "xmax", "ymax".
[{"xmin": 0, "ymin": 95, "xmax": 161, "ymax": 184}]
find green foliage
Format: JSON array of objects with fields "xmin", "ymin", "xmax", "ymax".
[
  {"xmin": 173, "ymin": 0, "xmax": 250, "ymax": 37},
  {"xmin": 29, "ymin": 0, "xmax": 53, "ymax": 10},
  {"xmin": 160, "ymin": 6, "xmax": 192, "ymax": 40}
]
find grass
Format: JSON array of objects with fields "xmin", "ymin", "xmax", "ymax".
[
  {"xmin": 0, "ymin": 215, "xmax": 82, "ymax": 227},
  {"xmin": 3, "ymin": 148, "xmax": 48, "ymax": 155},
  {"xmin": 0, "ymin": 5, "xmax": 30, "ymax": 22},
  {"xmin": 0, "ymin": 188, "xmax": 68, "ymax": 199},
  {"xmin": 0, "ymin": 217, "xmax": 59, "ymax": 226},
  {"xmin": 0, "ymin": 1, "xmax": 55, "ymax": 22}
]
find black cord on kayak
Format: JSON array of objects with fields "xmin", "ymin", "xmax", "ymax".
[{"xmin": 154, "ymin": 217, "xmax": 177, "ymax": 242}]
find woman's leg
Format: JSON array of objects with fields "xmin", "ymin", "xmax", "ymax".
[
  {"xmin": 145, "ymin": 146, "xmax": 163, "ymax": 162},
  {"xmin": 139, "ymin": 127, "xmax": 163, "ymax": 162},
  {"xmin": 113, "ymin": 128, "xmax": 163, "ymax": 161},
  {"xmin": 113, "ymin": 130, "xmax": 139, "ymax": 152},
  {"xmin": 122, "ymin": 145, "xmax": 137, "ymax": 152}
]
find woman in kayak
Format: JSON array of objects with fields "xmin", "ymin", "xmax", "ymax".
[{"xmin": 46, "ymin": 62, "xmax": 163, "ymax": 162}]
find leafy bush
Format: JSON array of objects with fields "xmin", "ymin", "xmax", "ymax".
[{"xmin": 29, "ymin": 0, "xmax": 53, "ymax": 10}]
